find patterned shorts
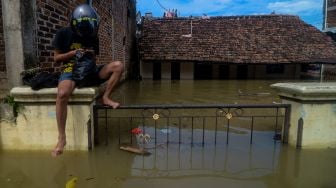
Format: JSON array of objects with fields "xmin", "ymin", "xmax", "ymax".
[{"xmin": 59, "ymin": 64, "xmax": 106, "ymax": 85}]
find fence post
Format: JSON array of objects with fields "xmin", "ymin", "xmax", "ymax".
[
  {"xmin": 283, "ymin": 106, "xmax": 291, "ymax": 144},
  {"xmin": 296, "ymin": 118, "xmax": 304, "ymax": 148}
]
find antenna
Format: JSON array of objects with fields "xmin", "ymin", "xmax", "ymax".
[{"xmin": 182, "ymin": 19, "xmax": 193, "ymax": 38}]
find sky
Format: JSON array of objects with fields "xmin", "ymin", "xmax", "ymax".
[{"xmin": 136, "ymin": 0, "xmax": 324, "ymax": 29}]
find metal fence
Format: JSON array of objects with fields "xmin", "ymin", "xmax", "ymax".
[{"xmin": 91, "ymin": 104, "xmax": 291, "ymax": 150}]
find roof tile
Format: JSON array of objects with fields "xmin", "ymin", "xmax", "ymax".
[{"xmin": 139, "ymin": 15, "xmax": 336, "ymax": 64}]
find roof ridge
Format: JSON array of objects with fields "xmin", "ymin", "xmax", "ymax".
[{"xmin": 145, "ymin": 14, "xmax": 299, "ymax": 21}]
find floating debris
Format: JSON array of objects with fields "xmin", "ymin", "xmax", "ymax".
[
  {"xmin": 120, "ymin": 146, "xmax": 151, "ymax": 156},
  {"xmin": 160, "ymin": 128, "xmax": 173, "ymax": 134},
  {"xmin": 238, "ymin": 89, "xmax": 271, "ymax": 96},
  {"xmin": 66, "ymin": 177, "xmax": 78, "ymax": 188}
]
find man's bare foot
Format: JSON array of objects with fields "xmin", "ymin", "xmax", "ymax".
[
  {"xmin": 102, "ymin": 97, "xmax": 120, "ymax": 109},
  {"xmin": 51, "ymin": 140, "xmax": 66, "ymax": 157}
]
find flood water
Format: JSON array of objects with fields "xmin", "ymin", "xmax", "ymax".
[
  {"xmin": 1, "ymin": 80, "xmax": 336, "ymax": 188},
  {"xmin": 113, "ymin": 80, "xmax": 282, "ymax": 105}
]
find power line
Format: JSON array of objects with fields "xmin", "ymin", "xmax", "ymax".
[{"xmin": 155, "ymin": 0, "xmax": 168, "ymax": 11}]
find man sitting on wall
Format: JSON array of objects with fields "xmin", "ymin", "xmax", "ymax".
[{"xmin": 52, "ymin": 4, "xmax": 123, "ymax": 157}]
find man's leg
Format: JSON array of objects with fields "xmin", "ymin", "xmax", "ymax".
[
  {"xmin": 98, "ymin": 60, "xmax": 124, "ymax": 109},
  {"xmin": 52, "ymin": 80, "xmax": 75, "ymax": 157}
]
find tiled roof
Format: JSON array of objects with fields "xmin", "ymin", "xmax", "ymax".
[{"xmin": 139, "ymin": 15, "xmax": 336, "ymax": 64}]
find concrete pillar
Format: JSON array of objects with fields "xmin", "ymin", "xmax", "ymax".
[
  {"xmin": 20, "ymin": 0, "xmax": 38, "ymax": 69},
  {"xmin": 229, "ymin": 65, "xmax": 237, "ymax": 79},
  {"xmin": 1, "ymin": 0, "xmax": 24, "ymax": 87},
  {"xmin": 180, "ymin": 62, "xmax": 194, "ymax": 79},
  {"xmin": 212, "ymin": 64, "xmax": 219, "ymax": 79},
  {"xmin": 161, "ymin": 62, "xmax": 171, "ymax": 79},
  {"xmin": 271, "ymin": 82, "xmax": 336, "ymax": 149},
  {"xmin": 1, "ymin": 87, "xmax": 97, "ymax": 150},
  {"xmin": 294, "ymin": 64, "xmax": 301, "ymax": 79},
  {"xmin": 140, "ymin": 61, "xmax": 153, "ymax": 79}
]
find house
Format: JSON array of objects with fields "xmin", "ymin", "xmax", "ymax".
[
  {"xmin": 323, "ymin": 0, "xmax": 336, "ymax": 80},
  {"xmin": 138, "ymin": 15, "xmax": 336, "ymax": 80},
  {"xmin": 323, "ymin": 0, "xmax": 336, "ymax": 31}
]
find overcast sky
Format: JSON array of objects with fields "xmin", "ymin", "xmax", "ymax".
[{"xmin": 137, "ymin": 0, "xmax": 323, "ymax": 29}]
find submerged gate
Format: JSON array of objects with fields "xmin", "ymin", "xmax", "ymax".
[{"xmin": 92, "ymin": 104, "xmax": 291, "ymax": 149}]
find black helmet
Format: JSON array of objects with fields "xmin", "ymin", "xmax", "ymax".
[{"xmin": 71, "ymin": 4, "xmax": 99, "ymax": 38}]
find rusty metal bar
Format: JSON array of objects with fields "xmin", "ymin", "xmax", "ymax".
[
  {"xmin": 129, "ymin": 117, "xmax": 133, "ymax": 144},
  {"xmin": 105, "ymin": 109, "xmax": 108, "ymax": 145},
  {"xmin": 118, "ymin": 118, "xmax": 121, "ymax": 145},
  {"xmin": 250, "ymin": 117, "xmax": 254, "ymax": 144},
  {"xmin": 167, "ymin": 117, "xmax": 170, "ymax": 144},
  {"xmin": 274, "ymin": 108, "xmax": 279, "ymax": 136},
  {"xmin": 154, "ymin": 117, "xmax": 157, "ymax": 145},
  {"xmin": 95, "ymin": 103, "xmax": 290, "ymax": 110},
  {"xmin": 215, "ymin": 116, "xmax": 218, "ymax": 145},
  {"xmin": 191, "ymin": 117, "xmax": 194, "ymax": 146},
  {"xmin": 226, "ymin": 117, "xmax": 230, "ymax": 144},
  {"xmin": 179, "ymin": 118, "xmax": 181, "ymax": 144},
  {"xmin": 202, "ymin": 117, "xmax": 205, "ymax": 146}
]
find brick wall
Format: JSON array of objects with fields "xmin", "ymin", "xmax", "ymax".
[
  {"xmin": 327, "ymin": 9, "xmax": 336, "ymax": 28},
  {"xmin": 0, "ymin": 2, "xmax": 6, "ymax": 72},
  {"xmin": 35, "ymin": 0, "xmax": 136, "ymax": 77},
  {"xmin": 36, "ymin": 0, "xmax": 83, "ymax": 68},
  {"xmin": 328, "ymin": 0, "xmax": 336, "ymax": 7},
  {"xmin": 327, "ymin": 1, "xmax": 336, "ymax": 28}
]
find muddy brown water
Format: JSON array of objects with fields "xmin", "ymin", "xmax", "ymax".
[{"xmin": 1, "ymin": 80, "xmax": 336, "ymax": 188}]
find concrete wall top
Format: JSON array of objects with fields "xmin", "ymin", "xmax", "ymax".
[
  {"xmin": 10, "ymin": 87, "xmax": 98, "ymax": 103},
  {"xmin": 271, "ymin": 82, "xmax": 336, "ymax": 101}
]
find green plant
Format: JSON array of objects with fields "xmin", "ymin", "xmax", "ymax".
[{"xmin": 3, "ymin": 95, "xmax": 20, "ymax": 117}]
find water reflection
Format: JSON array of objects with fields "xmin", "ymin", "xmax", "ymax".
[
  {"xmin": 1, "ymin": 143, "xmax": 336, "ymax": 188},
  {"xmin": 130, "ymin": 127, "xmax": 281, "ymax": 180}
]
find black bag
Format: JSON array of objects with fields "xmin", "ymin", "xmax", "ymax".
[
  {"xmin": 24, "ymin": 71, "xmax": 60, "ymax": 90},
  {"xmin": 72, "ymin": 54, "xmax": 97, "ymax": 87}
]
